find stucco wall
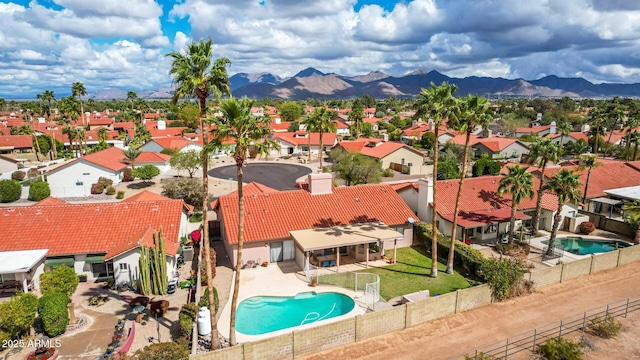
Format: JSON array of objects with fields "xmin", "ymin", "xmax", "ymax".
[
  {"xmin": 382, "ymin": 148, "xmax": 426, "ymax": 175},
  {"xmin": 47, "ymin": 161, "xmax": 122, "ymax": 198}
]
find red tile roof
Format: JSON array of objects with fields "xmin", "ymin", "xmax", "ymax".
[
  {"xmin": 390, "ymin": 182, "xmax": 419, "ymax": 191},
  {"xmin": 272, "ymin": 132, "xmax": 338, "ymax": 146},
  {"xmin": 439, "ymin": 208, "xmax": 531, "ymax": 228},
  {"xmin": 337, "ymin": 140, "xmax": 422, "ymax": 159},
  {"xmin": 136, "ymin": 152, "xmax": 171, "ymax": 163},
  {"xmin": 89, "ymin": 118, "xmax": 115, "ymax": 126},
  {"xmin": 515, "ymin": 125, "xmax": 551, "ymax": 134},
  {"xmin": 80, "ymin": 146, "xmax": 128, "ymax": 172},
  {"xmin": 0, "ymin": 199, "xmax": 184, "ymax": 256},
  {"xmin": 33, "ymin": 197, "xmax": 68, "ymax": 206},
  {"xmin": 543, "ymin": 161, "xmax": 640, "ymax": 199},
  {"xmin": 149, "ymin": 127, "xmax": 188, "ymax": 138},
  {"xmin": 0, "ymin": 135, "xmax": 33, "ymax": 149},
  {"xmin": 216, "ymin": 183, "xmax": 417, "ymax": 244},
  {"xmin": 475, "ymin": 138, "xmax": 523, "ymax": 152},
  {"xmin": 149, "ymin": 138, "xmax": 203, "ymax": 150}
]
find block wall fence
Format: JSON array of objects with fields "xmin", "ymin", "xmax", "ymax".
[{"xmin": 192, "ymin": 245, "xmax": 640, "ymax": 360}]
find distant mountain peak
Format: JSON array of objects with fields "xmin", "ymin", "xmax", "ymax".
[
  {"xmin": 349, "ymin": 71, "xmax": 390, "ymax": 83},
  {"xmin": 406, "ymin": 68, "xmax": 431, "ymax": 76},
  {"xmin": 293, "ymin": 67, "xmax": 325, "ymax": 78}
]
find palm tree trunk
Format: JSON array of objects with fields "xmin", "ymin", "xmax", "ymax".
[
  {"xmin": 446, "ymin": 129, "xmax": 471, "ymax": 274},
  {"xmin": 635, "ymin": 223, "xmax": 640, "ymax": 245},
  {"xmin": 307, "ymin": 133, "xmax": 311, "ymax": 162},
  {"xmin": 80, "ymin": 98, "xmax": 85, "ymax": 127},
  {"xmin": 197, "ymin": 99, "xmax": 219, "ymax": 350},
  {"xmin": 546, "ymin": 200, "xmax": 563, "ymax": 256},
  {"xmin": 430, "ymin": 128, "xmax": 439, "ymax": 278},
  {"xmin": 635, "ymin": 139, "xmax": 639, "ymax": 161},
  {"xmin": 229, "ymin": 160, "xmax": 245, "ymax": 346},
  {"xmin": 319, "ymin": 132, "xmax": 324, "ymax": 171},
  {"xmin": 626, "ymin": 131, "xmax": 632, "ymax": 161},
  {"xmin": 509, "ymin": 200, "xmax": 517, "ymax": 243},
  {"xmin": 593, "ymin": 127, "xmax": 599, "ymax": 157},
  {"xmin": 583, "ymin": 168, "xmax": 593, "ymax": 204},
  {"xmin": 32, "ymin": 134, "xmax": 41, "ymax": 162},
  {"xmin": 531, "ymin": 164, "xmax": 546, "ymax": 233}
]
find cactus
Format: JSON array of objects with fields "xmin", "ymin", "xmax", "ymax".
[
  {"xmin": 139, "ymin": 244, "xmax": 152, "ymax": 295},
  {"xmin": 152, "ymin": 229, "xmax": 168, "ymax": 295}
]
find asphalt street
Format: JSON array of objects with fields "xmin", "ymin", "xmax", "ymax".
[{"xmin": 208, "ymin": 163, "xmax": 312, "ymax": 190}]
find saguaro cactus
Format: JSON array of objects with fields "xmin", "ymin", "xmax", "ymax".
[
  {"xmin": 139, "ymin": 244, "xmax": 152, "ymax": 295},
  {"xmin": 152, "ymin": 229, "xmax": 168, "ymax": 295}
]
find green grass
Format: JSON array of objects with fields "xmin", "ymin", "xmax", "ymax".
[{"xmin": 320, "ymin": 246, "xmax": 471, "ymax": 300}]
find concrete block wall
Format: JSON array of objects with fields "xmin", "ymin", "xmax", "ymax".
[
  {"xmin": 243, "ymin": 333, "xmax": 293, "ymax": 360},
  {"xmin": 293, "ymin": 318, "xmax": 356, "ymax": 358},
  {"xmin": 590, "ymin": 250, "xmax": 620, "ymax": 273},
  {"xmin": 530, "ymin": 265, "xmax": 562, "ymax": 288},
  {"xmin": 356, "ymin": 306, "xmax": 407, "ymax": 341},
  {"xmin": 455, "ymin": 284, "xmax": 492, "ymax": 313},
  {"xmin": 405, "ymin": 292, "xmax": 456, "ymax": 327},
  {"xmin": 619, "ymin": 245, "xmax": 640, "ymax": 266},
  {"xmin": 195, "ymin": 345, "xmax": 244, "ymax": 360},
  {"xmin": 560, "ymin": 258, "xmax": 591, "ymax": 282}
]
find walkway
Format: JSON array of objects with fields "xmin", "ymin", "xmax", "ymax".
[{"xmin": 302, "ymin": 258, "xmax": 640, "ymax": 360}]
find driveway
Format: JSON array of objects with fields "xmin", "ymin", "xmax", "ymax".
[{"xmin": 208, "ymin": 163, "xmax": 312, "ymax": 190}]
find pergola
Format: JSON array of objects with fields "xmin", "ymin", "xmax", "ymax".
[{"xmin": 290, "ymin": 222, "xmax": 404, "ymax": 272}]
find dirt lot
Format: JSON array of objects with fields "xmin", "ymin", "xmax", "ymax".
[{"xmin": 303, "ymin": 260, "xmax": 640, "ymax": 360}]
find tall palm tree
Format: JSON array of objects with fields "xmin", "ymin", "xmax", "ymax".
[
  {"xmin": 543, "ymin": 169, "xmax": 582, "ymax": 256},
  {"xmin": 446, "ymin": 95, "xmax": 488, "ymax": 274},
  {"xmin": 528, "ymin": 138, "xmax": 562, "ymax": 232},
  {"xmin": 631, "ymin": 130, "xmax": 640, "ymax": 161},
  {"xmin": 62, "ymin": 127, "xmax": 78, "ymax": 157},
  {"xmin": 589, "ymin": 108, "xmax": 605, "ymax": 157},
  {"xmin": 122, "ymin": 146, "xmax": 142, "ymax": 169},
  {"xmin": 166, "ymin": 38, "xmax": 230, "ymax": 350},
  {"xmin": 348, "ymin": 102, "xmax": 364, "ymax": 138},
  {"xmin": 76, "ymin": 127, "xmax": 86, "ymax": 157},
  {"xmin": 209, "ymin": 97, "xmax": 279, "ymax": 346},
  {"xmin": 622, "ymin": 200, "xmax": 640, "ymax": 244},
  {"xmin": 579, "ymin": 153, "xmax": 602, "ymax": 204},
  {"xmin": 0, "ymin": 98, "xmax": 5, "ymax": 111},
  {"xmin": 624, "ymin": 108, "xmax": 640, "ymax": 161},
  {"xmin": 16, "ymin": 125, "xmax": 42, "ymax": 161},
  {"xmin": 498, "ymin": 165, "xmax": 534, "ymax": 243},
  {"xmin": 414, "ymin": 82, "xmax": 459, "ymax": 278},
  {"xmin": 604, "ymin": 107, "xmax": 625, "ymax": 158},
  {"xmin": 72, "ymin": 82, "xmax": 87, "ymax": 126},
  {"xmin": 303, "ymin": 108, "xmax": 337, "ymax": 171},
  {"xmin": 37, "ymin": 90, "xmax": 57, "ymax": 158},
  {"xmin": 557, "ymin": 120, "xmax": 573, "ymax": 146},
  {"xmin": 127, "ymin": 91, "xmax": 138, "ymax": 112},
  {"xmin": 97, "ymin": 128, "xmax": 109, "ymax": 142}
]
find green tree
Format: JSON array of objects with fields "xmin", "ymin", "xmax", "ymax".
[
  {"xmin": 127, "ymin": 91, "xmax": 138, "ymax": 111},
  {"xmin": 498, "ymin": 165, "xmax": 534, "ymax": 243},
  {"xmin": 177, "ymin": 103, "xmax": 200, "ymax": 130},
  {"xmin": 29, "ymin": 181, "xmax": 50, "ymax": 201},
  {"xmin": 302, "ymin": 107, "xmax": 337, "ymax": 170},
  {"xmin": 556, "ymin": 120, "xmax": 573, "ymax": 145},
  {"xmin": 623, "ymin": 200, "xmax": 640, "ymax": 244},
  {"xmin": 623, "ymin": 108, "xmax": 640, "ymax": 161},
  {"xmin": 97, "ymin": 127, "xmax": 109, "ymax": 142},
  {"xmin": 419, "ymin": 131, "xmax": 436, "ymax": 150},
  {"xmin": 162, "ymin": 178, "xmax": 204, "ymax": 210},
  {"xmin": 0, "ymin": 292, "xmax": 38, "ymax": 339},
  {"xmin": 446, "ymin": 95, "xmax": 489, "ymax": 274},
  {"xmin": 132, "ymin": 341, "xmax": 190, "ymax": 360},
  {"xmin": 413, "ymin": 82, "xmax": 459, "ymax": 278},
  {"xmin": 88, "ymin": 140, "xmax": 111, "ymax": 154},
  {"xmin": 279, "ymin": 101, "xmax": 303, "ymax": 122},
  {"xmin": 167, "ymin": 39, "xmax": 231, "ymax": 349},
  {"xmin": 132, "ymin": 164, "xmax": 160, "ymax": 182},
  {"xmin": 39, "ymin": 265, "xmax": 79, "ymax": 297},
  {"xmin": 543, "ymin": 169, "xmax": 582, "ymax": 256},
  {"xmin": 589, "ymin": 107, "xmax": 606, "ymax": 157},
  {"xmin": 436, "ymin": 159, "xmax": 460, "ymax": 180},
  {"xmin": 62, "ymin": 126, "xmax": 79, "ymax": 158},
  {"xmin": 348, "ymin": 100, "xmax": 364, "ymax": 138},
  {"xmin": 209, "ymin": 97, "xmax": 278, "ymax": 346},
  {"xmin": 579, "ymin": 153, "xmax": 602, "ymax": 203},
  {"xmin": 330, "ymin": 148, "xmax": 383, "ymax": 185},
  {"xmin": 528, "ymin": 138, "xmax": 562, "ymax": 232},
  {"xmin": 38, "ymin": 292, "xmax": 69, "ymax": 337},
  {"xmin": 0, "ymin": 180, "xmax": 21, "ymax": 203},
  {"xmin": 170, "ymin": 149, "xmax": 202, "ymax": 178},
  {"xmin": 122, "ymin": 147, "xmax": 142, "ymax": 170},
  {"xmin": 37, "ymin": 90, "xmax": 57, "ymax": 158},
  {"xmin": 72, "ymin": 82, "xmax": 87, "ymax": 126}
]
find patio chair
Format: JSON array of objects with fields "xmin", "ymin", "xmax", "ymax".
[
  {"xmin": 254, "ymin": 258, "xmax": 260, "ymax": 268},
  {"xmin": 322, "ymin": 261, "xmax": 330, "ymax": 267},
  {"xmin": 329, "ymin": 260, "xmax": 336, "ymax": 267}
]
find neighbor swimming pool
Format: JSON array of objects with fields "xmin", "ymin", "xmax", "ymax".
[
  {"xmin": 236, "ymin": 292, "xmax": 355, "ymax": 335},
  {"xmin": 542, "ymin": 237, "xmax": 631, "ymax": 255}
]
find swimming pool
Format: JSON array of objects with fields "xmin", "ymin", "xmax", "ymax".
[
  {"xmin": 542, "ymin": 237, "xmax": 632, "ymax": 255},
  {"xmin": 236, "ymin": 292, "xmax": 355, "ymax": 335}
]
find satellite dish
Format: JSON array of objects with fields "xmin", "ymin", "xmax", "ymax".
[{"xmin": 407, "ymin": 217, "xmax": 415, "ymax": 224}]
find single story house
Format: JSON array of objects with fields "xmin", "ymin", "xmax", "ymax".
[
  {"xmin": 334, "ymin": 139, "xmax": 428, "ymax": 175},
  {"xmin": 270, "ymin": 132, "xmax": 338, "ymax": 157},
  {"xmin": 0, "ymin": 154, "xmax": 19, "ymax": 178},
  {"xmin": 472, "ymin": 137, "xmax": 530, "ymax": 160},
  {"xmin": 136, "ymin": 152, "xmax": 172, "ymax": 174},
  {"xmin": 0, "ymin": 135, "xmax": 33, "ymax": 154}
]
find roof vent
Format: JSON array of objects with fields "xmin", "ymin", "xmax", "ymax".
[{"xmin": 151, "ymin": 205, "xmax": 159, "ymax": 211}]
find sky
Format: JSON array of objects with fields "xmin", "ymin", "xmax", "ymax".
[{"xmin": 2, "ymin": 0, "xmax": 640, "ymax": 98}]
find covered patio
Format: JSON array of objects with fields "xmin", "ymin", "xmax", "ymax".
[
  {"xmin": 0, "ymin": 249, "xmax": 48, "ymax": 295},
  {"xmin": 291, "ymin": 222, "xmax": 404, "ymax": 273},
  {"xmin": 440, "ymin": 208, "xmax": 531, "ymax": 244}
]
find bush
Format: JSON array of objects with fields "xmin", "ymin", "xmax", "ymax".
[
  {"xmin": 0, "ymin": 330, "xmax": 11, "ymax": 346},
  {"xmin": 132, "ymin": 164, "xmax": 160, "ymax": 182},
  {"xmin": 465, "ymin": 353, "xmax": 495, "ymax": 360},
  {"xmin": 11, "ymin": 170, "xmax": 26, "ymax": 181},
  {"xmin": 105, "ymin": 185, "xmax": 116, "ymax": 195},
  {"xmin": 123, "ymin": 167, "xmax": 134, "ymax": 182},
  {"xmin": 116, "ymin": 190, "xmax": 125, "ymax": 199},
  {"xmin": 29, "ymin": 181, "xmax": 51, "ymax": 201},
  {"xmin": 178, "ymin": 302, "xmax": 198, "ymax": 343},
  {"xmin": 479, "ymin": 258, "xmax": 526, "ymax": 301},
  {"xmin": 198, "ymin": 287, "xmax": 220, "ymax": 313},
  {"xmin": 91, "ymin": 183, "xmax": 104, "ymax": 194},
  {"xmin": 577, "ymin": 222, "xmax": 596, "ymax": 235},
  {"xmin": 590, "ymin": 313, "xmax": 622, "ymax": 338},
  {"xmin": 200, "ymin": 250, "xmax": 217, "ymax": 286},
  {"xmin": 0, "ymin": 292, "xmax": 39, "ymax": 339},
  {"xmin": 40, "ymin": 266, "xmax": 79, "ymax": 297},
  {"xmin": 132, "ymin": 341, "xmax": 190, "ymax": 360},
  {"xmin": 97, "ymin": 177, "xmax": 113, "ymax": 188},
  {"xmin": 437, "ymin": 159, "xmax": 460, "ymax": 180},
  {"xmin": 38, "ymin": 292, "xmax": 69, "ymax": 337},
  {"xmin": 0, "ymin": 179, "xmax": 21, "ymax": 203},
  {"xmin": 382, "ymin": 168, "xmax": 394, "ymax": 177},
  {"xmin": 27, "ymin": 168, "xmax": 39, "ymax": 179},
  {"xmin": 537, "ymin": 337, "xmax": 582, "ymax": 360}
]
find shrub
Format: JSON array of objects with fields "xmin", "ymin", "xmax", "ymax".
[
  {"xmin": 123, "ymin": 167, "xmax": 134, "ymax": 182},
  {"xmin": 537, "ymin": 337, "xmax": 582, "ymax": 360},
  {"xmin": 465, "ymin": 353, "xmax": 495, "ymax": 360},
  {"xmin": 0, "ymin": 179, "xmax": 21, "ymax": 203},
  {"xmin": 11, "ymin": 170, "xmax": 26, "ymax": 181},
  {"xmin": 132, "ymin": 341, "xmax": 190, "ymax": 360},
  {"xmin": 590, "ymin": 313, "xmax": 622, "ymax": 338},
  {"xmin": 40, "ymin": 266, "xmax": 79, "ymax": 297},
  {"xmin": 0, "ymin": 330, "xmax": 11, "ymax": 346},
  {"xmin": 178, "ymin": 302, "xmax": 198, "ymax": 343},
  {"xmin": 105, "ymin": 185, "xmax": 116, "ymax": 195},
  {"xmin": 382, "ymin": 168, "xmax": 394, "ymax": 177},
  {"xmin": 198, "ymin": 287, "xmax": 220, "ymax": 313},
  {"xmin": 27, "ymin": 168, "xmax": 40, "ymax": 179},
  {"xmin": 132, "ymin": 165, "xmax": 160, "ymax": 182},
  {"xmin": 479, "ymin": 258, "xmax": 526, "ymax": 301},
  {"xmin": 97, "ymin": 177, "xmax": 113, "ymax": 188},
  {"xmin": 116, "ymin": 190, "xmax": 125, "ymax": 199},
  {"xmin": 38, "ymin": 292, "xmax": 69, "ymax": 337},
  {"xmin": 199, "ymin": 250, "xmax": 217, "ymax": 286},
  {"xmin": 0, "ymin": 292, "xmax": 39, "ymax": 339},
  {"xmin": 91, "ymin": 183, "xmax": 104, "ymax": 194},
  {"xmin": 577, "ymin": 222, "xmax": 596, "ymax": 235},
  {"xmin": 29, "ymin": 181, "xmax": 51, "ymax": 201}
]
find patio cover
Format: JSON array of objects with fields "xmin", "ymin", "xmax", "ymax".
[
  {"xmin": 0, "ymin": 249, "xmax": 48, "ymax": 274},
  {"xmin": 439, "ymin": 208, "xmax": 531, "ymax": 228},
  {"xmin": 291, "ymin": 222, "xmax": 404, "ymax": 252},
  {"xmin": 590, "ymin": 197, "xmax": 624, "ymax": 205},
  {"xmin": 85, "ymin": 255, "xmax": 106, "ymax": 264},
  {"xmin": 44, "ymin": 257, "xmax": 74, "ymax": 267}
]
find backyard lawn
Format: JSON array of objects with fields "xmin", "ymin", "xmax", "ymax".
[{"xmin": 360, "ymin": 246, "xmax": 471, "ymax": 300}]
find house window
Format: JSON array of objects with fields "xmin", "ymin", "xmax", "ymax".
[
  {"xmin": 76, "ymin": 181, "xmax": 83, "ymax": 186},
  {"xmin": 401, "ymin": 158, "xmax": 405, "ymax": 165},
  {"xmin": 485, "ymin": 224, "xmax": 497, "ymax": 234},
  {"xmin": 119, "ymin": 263, "xmax": 127, "ymax": 271},
  {"xmin": 83, "ymin": 173, "xmax": 90, "ymax": 176},
  {"xmin": 396, "ymin": 226, "xmax": 404, "ymax": 234},
  {"xmin": 466, "ymin": 228, "xmax": 474, "ymax": 237}
]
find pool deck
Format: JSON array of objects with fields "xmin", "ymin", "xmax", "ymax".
[
  {"xmin": 217, "ymin": 260, "xmax": 368, "ymax": 344},
  {"xmin": 526, "ymin": 230, "xmax": 630, "ymax": 266}
]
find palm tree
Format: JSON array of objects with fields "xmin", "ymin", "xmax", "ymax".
[
  {"xmin": 76, "ymin": 127, "xmax": 86, "ymax": 156},
  {"xmin": 589, "ymin": 108, "xmax": 605, "ymax": 157},
  {"xmin": 62, "ymin": 126, "xmax": 79, "ymax": 157},
  {"xmin": 605, "ymin": 108, "xmax": 625, "ymax": 158},
  {"xmin": 37, "ymin": 90, "xmax": 57, "ymax": 158},
  {"xmin": 16, "ymin": 125, "xmax": 42, "ymax": 161},
  {"xmin": 446, "ymin": 95, "xmax": 488, "ymax": 274},
  {"xmin": 622, "ymin": 200, "xmax": 640, "ymax": 244},
  {"xmin": 624, "ymin": 109, "xmax": 640, "ymax": 161},
  {"xmin": 97, "ymin": 128, "xmax": 109, "ymax": 142},
  {"xmin": 127, "ymin": 91, "xmax": 138, "ymax": 112},
  {"xmin": 543, "ymin": 169, "xmax": 582, "ymax": 256},
  {"xmin": 303, "ymin": 108, "xmax": 337, "ymax": 171},
  {"xmin": 166, "ymin": 38, "xmax": 230, "ymax": 350},
  {"xmin": 348, "ymin": 101, "xmax": 364, "ymax": 138},
  {"xmin": 579, "ymin": 153, "xmax": 602, "ymax": 204},
  {"xmin": 0, "ymin": 98, "xmax": 5, "ymax": 111},
  {"xmin": 413, "ymin": 82, "xmax": 459, "ymax": 278},
  {"xmin": 631, "ymin": 130, "xmax": 640, "ymax": 161},
  {"xmin": 209, "ymin": 97, "xmax": 279, "ymax": 346},
  {"xmin": 498, "ymin": 165, "xmax": 534, "ymax": 243},
  {"xmin": 557, "ymin": 120, "xmax": 573, "ymax": 146},
  {"xmin": 72, "ymin": 82, "xmax": 87, "ymax": 126},
  {"xmin": 122, "ymin": 146, "xmax": 142, "ymax": 169},
  {"xmin": 528, "ymin": 138, "xmax": 562, "ymax": 233}
]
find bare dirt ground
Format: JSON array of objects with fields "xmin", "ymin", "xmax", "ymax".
[{"xmin": 303, "ymin": 260, "xmax": 640, "ymax": 360}]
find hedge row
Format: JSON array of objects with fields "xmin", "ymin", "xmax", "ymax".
[{"xmin": 38, "ymin": 292, "xmax": 69, "ymax": 337}]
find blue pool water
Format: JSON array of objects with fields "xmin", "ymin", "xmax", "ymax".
[
  {"xmin": 236, "ymin": 292, "xmax": 355, "ymax": 335},
  {"xmin": 542, "ymin": 237, "xmax": 631, "ymax": 255}
]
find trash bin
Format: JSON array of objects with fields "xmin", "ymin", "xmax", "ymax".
[
  {"xmin": 167, "ymin": 279, "xmax": 178, "ymax": 294},
  {"xmin": 182, "ymin": 246, "xmax": 194, "ymax": 261}
]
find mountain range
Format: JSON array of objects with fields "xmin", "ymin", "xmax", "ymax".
[{"xmin": 87, "ymin": 68, "xmax": 640, "ymax": 100}]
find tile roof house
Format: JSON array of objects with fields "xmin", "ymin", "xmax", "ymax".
[
  {"xmin": 0, "ymin": 135, "xmax": 33, "ymax": 154},
  {"xmin": 213, "ymin": 173, "xmax": 417, "ymax": 268},
  {"xmin": 472, "ymin": 137, "xmax": 530, "ymax": 160},
  {"xmin": 334, "ymin": 139, "xmax": 428, "ymax": 175},
  {"xmin": 0, "ymin": 191, "xmax": 187, "ymax": 288},
  {"xmin": 0, "ymin": 154, "xmax": 19, "ymax": 177},
  {"xmin": 270, "ymin": 132, "xmax": 338, "ymax": 157},
  {"xmin": 139, "ymin": 137, "xmax": 203, "ymax": 154}
]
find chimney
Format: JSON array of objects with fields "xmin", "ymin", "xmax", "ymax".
[
  {"xmin": 380, "ymin": 133, "xmax": 389, "ymax": 142},
  {"xmin": 550, "ymin": 121, "xmax": 556, "ymax": 134},
  {"xmin": 307, "ymin": 173, "xmax": 333, "ymax": 195},
  {"xmin": 581, "ymin": 124, "xmax": 590, "ymax": 133},
  {"xmin": 417, "ymin": 178, "xmax": 434, "ymax": 222},
  {"xmin": 275, "ymin": 117, "xmax": 281, "ymax": 124},
  {"xmin": 158, "ymin": 120, "xmax": 166, "ymax": 130}
]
